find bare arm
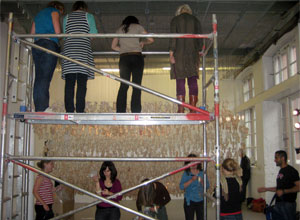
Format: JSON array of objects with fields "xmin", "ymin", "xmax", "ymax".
[
  {"xmin": 51, "ymin": 11, "xmax": 61, "ymax": 34},
  {"xmin": 31, "ymin": 22, "xmax": 35, "ymax": 34},
  {"xmin": 169, "ymin": 50, "xmax": 175, "ymax": 64},
  {"xmin": 257, "ymin": 186, "xmax": 277, "ymax": 193},
  {"xmin": 141, "ymin": 30, "xmax": 154, "ymax": 45},
  {"xmin": 33, "ymin": 176, "xmax": 49, "ymax": 211},
  {"xmin": 111, "ymin": 38, "xmax": 120, "ymax": 52}
]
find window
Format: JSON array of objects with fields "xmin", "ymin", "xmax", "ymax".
[
  {"xmin": 241, "ymin": 108, "xmax": 257, "ymax": 162},
  {"xmin": 281, "ymin": 95, "xmax": 300, "ymax": 164},
  {"xmin": 242, "ymin": 76, "xmax": 254, "ymax": 102},
  {"xmin": 273, "ymin": 43, "xmax": 298, "ymax": 85}
]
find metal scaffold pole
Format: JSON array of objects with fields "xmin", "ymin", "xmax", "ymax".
[
  {"xmin": 213, "ymin": 14, "xmax": 221, "ymax": 220},
  {"xmin": 0, "ymin": 12, "xmax": 13, "ymax": 219},
  {"xmin": 202, "ymin": 42, "xmax": 208, "ymax": 220}
]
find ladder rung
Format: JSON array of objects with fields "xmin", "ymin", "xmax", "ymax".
[
  {"xmin": 15, "ymin": 136, "xmax": 23, "ymax": 140},
  {"xmin": 13, "ymin": 194, "xmax": 20, "ymax": 198},
  {"xmin": 16, "ymin": 98, "xmax": 25, "ymax": 102},
  {"xmin": 3, "ymin": 197, "xmax": 11, "ymax": 203},
  {"xmin": 13, "ymin": 175, "xmax": 21, "ymax": 178},
  {"xmin": 22, "ymin": 192, "xmax": 28, "ymax": 197}
]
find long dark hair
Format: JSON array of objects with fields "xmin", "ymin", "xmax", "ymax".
[
  {"xmin": 72, "ymin": 1, "xmax": 88, "ymax": 11},
  {"xmin": 184, "ymin": 153, "xmax": 202, "ymax": 173},
  {"xmin": 137, "ymin": 179, "xmax": 156, "ymax": 207},
  {"xmin": 99, "ymin": 161, "xmax": 118, "ymax": 182},
  {"xmin": 122, "ymin": 16, "xmax": 139, "ymax": 33}
]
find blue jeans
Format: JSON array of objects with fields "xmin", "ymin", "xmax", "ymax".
[
  {"xmin": 32, "ymin": 39, "xmax": 59, "ymax": 111},
  {"xmin": 116, "ymin": 54, "xmax": 144, "ymax": 113},
  {"xmin": 220, "ymin": 213, "xmax": 243, "ymax": 220},
  {"xmin": 272, "ymin": 202, "xmax": 296, "ymax": 220}
]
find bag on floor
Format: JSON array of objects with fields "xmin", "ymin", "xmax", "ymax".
[
  {"xmin": 264, "ymin": 194, "xmax": 276, "ymax": 220},
  {"xmin": 251, "ymin": 198, "xmax": 266, "ymax": 212}
]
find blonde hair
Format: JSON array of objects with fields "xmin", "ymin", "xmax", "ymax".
[
  {"xmin": 175, "ymin": 4, "xmax": 192, "ymax": 16},
  {"xmin": 222, "ymin": 158, "xmax": 239, "ymax": 174}
]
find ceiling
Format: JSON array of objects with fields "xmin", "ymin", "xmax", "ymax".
[{"xmin": 1, "ymin": 0, "xmax": 299, "ymax": 78}]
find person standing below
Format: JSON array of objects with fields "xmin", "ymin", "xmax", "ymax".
[
  {"xmin": 169, "ymin": 4, "xmax": 202, "ymax": 113},
  {"xmin": 136, "ymin": 179, "xmax": 171, "ymax": 220},
  {"xmin": 220, "ymin": 158, "xmax": 243, "ymax": 220},
  {"xmin": 62, "ymin": 1, "xmax": 98, "ymax": 113},
  {"xmin": 239, "ymin": 149, "xmax": 251, "ymax": 202},
  {"xmin": 258, "ymin": 150, "xmax": 300, "ymax": 220},
  {"xmin": 180, "ymin": 154, "xmax": 209, "ymax": 220},
  {"xmin": 111, "ymin": 16, "xmax": 154, "ymax": 113},
  {"xmin": 31, "ymin": 1, "xmax": 65, "ymax": 112},
  {"xmin": 33, "ymin": 160, "xmax": 62, "ymax": 220},
  {"xmin": 93, "ymin": 161, "xmax": 122, "ymax": 220}
]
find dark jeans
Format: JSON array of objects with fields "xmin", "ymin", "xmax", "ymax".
[
  {"xmin": 95, "ymin": 207, "xmax": 120, "ymax": 220},
  {"xmin": 32, "ymin": 39, "xmax": 59, "ymax": 112},
  {"xmin": 184, "ymin": 199, "xmax": 203, "ymax": 220},
  {"xmin": 220, "ymin": 213, "xmax": 243, "ymax": 220},
  {"xmin": 272, "ymin": 201, "xmax": 296, "ymax": 220},
  {"xmin": 35, "ymin": 204, "xmax": 54, "ymax": 220},
  {"xmin": 64, "ymin": 73, "xmax": 88, "ymax": 113},
  {"xmin": 176, "ymin": 76, "xmax": 198, "ymax": 96},
  {"xmin": 116, "ymin": 55, "xmax": 144, "ymax": 113}
]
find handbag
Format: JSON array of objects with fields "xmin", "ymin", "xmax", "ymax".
[
  {"xmin": 252, "ymin": 198, "xmax": 266, "ymax": 212},
  {"xmin": 264, "ymin": 194, "xmax": 276, "ymax": 220}
]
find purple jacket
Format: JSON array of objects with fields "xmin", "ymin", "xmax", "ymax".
[{"xmin": 97, "ymin": 179, "xmax": 122, "ymax": 207}]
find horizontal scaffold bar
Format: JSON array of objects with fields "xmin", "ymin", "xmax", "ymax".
[
  {"xmin": 9, "ymin": 160, "xmax": 156, "ymax": 220},
  {"xmin": 6, "ymin": 155, "xmax": 214, "ymax": 162},
  {"xmin": 14, "ymin": 33, "xmax": 213, "ymax": 39},
  {"xmin": 12, "ymin": 112, "xmax": 213, "ymax": 125},
  {"xmin": 16, "ymin": 38, "xmax": 211, "ymax": 115}
]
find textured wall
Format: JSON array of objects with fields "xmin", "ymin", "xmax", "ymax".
[{"xmin": 33, "ymin": 101, "xmax": 248, "ymax": 198}]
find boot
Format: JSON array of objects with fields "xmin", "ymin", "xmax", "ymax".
[
  {"xmin": 189, "ymin": 95, "xmax": 198, "ymax": 113},
  {"xmin": 177, "ymin": 95, "xmax": 185, "ymax": 113}
]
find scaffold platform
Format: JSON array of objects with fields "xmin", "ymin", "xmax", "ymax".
[{"xmin": 12, "ymin": 112, "xmax": 213, "ymax": 125}]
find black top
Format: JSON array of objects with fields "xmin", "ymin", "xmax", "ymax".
[
  {"xmin": 136, "ymin": 181, "xmax": 171, "ymax": 211},
  {"xmin": 240, "ymin": 155, "xmax": 251, "ymax": 180},
  {"xmin": 220, "ymin": 178, "xmax": 243, "ymax": 214},
  {"xmin": 276, "ymin": 165, "xmax": 299, "ymax": 203}
]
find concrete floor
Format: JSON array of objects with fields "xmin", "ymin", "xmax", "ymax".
[{"xmin": 74, "ymin": 199, "xmax": 266, "ymax": 220}]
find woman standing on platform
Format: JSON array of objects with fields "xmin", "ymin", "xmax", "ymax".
[
  {"xmin": 33, "ymin": 160, "xmax": 61, "ymax": 220},
  {"xmin": 180, "ymin": 154, "xmax": 209, "ymax": 220},
  {"xmin": 111, "ymin": 16, "xmax": 154, "ymax": 113},
  {"xmin": 220, "ymin": 158, "xmax": 243, "ymax": 220},
  {"xmin": 62, "ymin": 1, "xmax": 98, "ymax": 113},
  {"xmin": 31, "ymin": 1, "xmax": 65, "ymax": 112},
  {"xmin": 169, "ymin": 4, "xmax": 202, "ymax": 113},
  {"xmin": 93, "ymin": 161, "xmax": 122, "ymax": 220}
]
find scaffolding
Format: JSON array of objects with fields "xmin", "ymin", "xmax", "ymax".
[{"xmin": 0, "ymin": 12, "xmax": 220, "ymax": 220}]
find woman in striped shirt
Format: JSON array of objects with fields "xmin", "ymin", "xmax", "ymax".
[
  {"xmin": 62, "ymin": 1, "xmax": 98, "ymax": 113},
  {"xmin": 33, "ymin": 160, "xmax": 60, "ymax": 220}
]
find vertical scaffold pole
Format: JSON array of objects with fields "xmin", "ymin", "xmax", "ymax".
[
  {"xmin": 213, "ymin": 14, "xmax": 221, "ymax": 220},
  {"xmin": 0, "ymin": 12, "xmax": 13, "ymax": 219},
  {"xmin": 202, "ymin": 43, "xmax": 208, "ymax": 220}
]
